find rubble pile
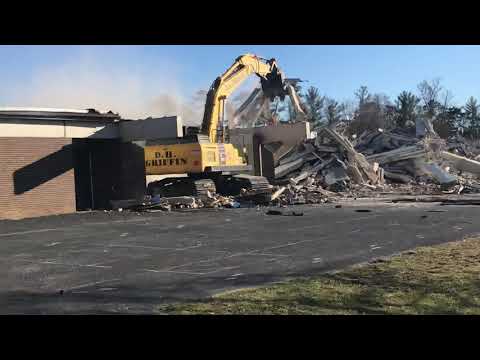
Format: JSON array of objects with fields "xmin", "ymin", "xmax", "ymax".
[
  {"xmin": 270, "ymin": 127, "xmax": 385, "ymax": 205},
  {"xmin": 446, "ymin": 134, "xmax": 480, "ymax": 159},
  {"xmin": 269, "ymin": 125, "xmax": 480, "ymax": 205},
  {"xmin": 111, "ymin": 192, "xmax": 240, "ymax": 212},
  {"xmin": 112, "ymin": 123, "xmax": 480, "ymax": 213}
]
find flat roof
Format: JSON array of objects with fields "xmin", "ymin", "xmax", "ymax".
[{"xmin": 0, "ymin": 107, "xmax": 121, "ymax": 123}]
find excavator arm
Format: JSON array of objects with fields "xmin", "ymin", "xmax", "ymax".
[
  {"xmin": 231, "ymin": 79, "xmax": 307, "ymax": 128},
  {"xmin": 285, "ymin": 81, "xmax": 307, "ymax": 121},
  {"xmin": 201, "ymin": 54, "xmax": 287, "ymax": 143}
]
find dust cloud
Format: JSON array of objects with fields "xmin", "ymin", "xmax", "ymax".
[{"xmin": 6, "ymin": 50, "xmax": 260, "ymax": 127}]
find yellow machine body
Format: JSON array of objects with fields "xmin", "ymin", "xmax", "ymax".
[
  {"xmin": 145, "ymin": 143, "xmax": 247, "ymax": 175},
  {"xmin": 143, "ymin": 54, "xmax": 287, "ymax": 199}
]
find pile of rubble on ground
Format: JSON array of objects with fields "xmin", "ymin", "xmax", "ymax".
[
  {"xmin": 446, "ymin": 133, "xmax": 480, "ymax": 160},
  {"xmin": 111, "ymin": 192, "xmax": 241, "ymax": 212},
  {"xmin": 268, "ymin": 123, "xmax": 480, "ymax": 206},
  {"xmin": 111, "ymin": 120, "xmax": 480, "ymax": 212},
  {"xmin": 269, "ymin": 126, "xmax": 385, "ymax": 205}
]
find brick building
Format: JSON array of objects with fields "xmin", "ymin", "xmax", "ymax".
[{"xmin": 0, "ymin": 108, "xmax": 149, "ymax": 220}]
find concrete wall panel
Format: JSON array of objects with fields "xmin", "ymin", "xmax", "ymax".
[
  {"xmin": 120, "ymin": 116, "xmax": 183, "ymax": 142},
  {"xmin": 0, "ymin": 120, "xmax": 65, "ymax": 138},
  {"xmin": 229, "ymin": 122, "xmax": 310, "ymax": 176}
]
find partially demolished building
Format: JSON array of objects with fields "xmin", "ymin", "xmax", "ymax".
[{"xmin": 0, "ymin": 108, "xmax": 182, "ymax": 220}]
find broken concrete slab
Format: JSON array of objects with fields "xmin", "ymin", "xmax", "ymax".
[
  {"xmin": 366, "ymin": 145, "xmax": 427, "ymax": 165},
  {"xmin": 441, "ymin": 151, "xmax": 480, "ymax": 177},
  {"xmin": 320, "ymin": 127, "xmax": 383, "ymax": 185},
  {"xmin": 414, "ymin": 159, "xmax": 458, "ymax": 186},
  {"xmin": 275, "ymin": 157, "xmax": 305, "ymax": 179},
  {"xmin": 324, "ymin": 163, "xmax": 349, "ymax": 186},
  {"xmin": 278, "ymin": 143, "xmax": 316, "ymax": 166},
  {"xmin": 383, "ymin": 171, "xmax": 413, "ymax": 184},
  {"xmin": 289, "ymin": 160, "xmax": 325, "ymax": 185},
  {"xmin": 314, "ymin": 145, "xmax": 338, "ymax": 153}
]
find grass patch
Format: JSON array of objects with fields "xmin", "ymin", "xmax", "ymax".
[{"xmin": 157, "ymin": 238, "xmax": 480, "ymax": 315}]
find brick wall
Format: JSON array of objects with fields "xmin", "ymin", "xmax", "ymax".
[{"xmin": 0, "ymin": 137, "xmax": 75, "ymax": 220}]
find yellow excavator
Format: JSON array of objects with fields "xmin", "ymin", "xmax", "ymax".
[{"xmin": 144, "ymin": 54, "xmax": 296, "ymax": 199}]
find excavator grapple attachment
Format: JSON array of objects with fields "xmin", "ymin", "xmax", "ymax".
[{"xmin": 260, "ymin": 61, "xmax": 288, "ymax": 101}]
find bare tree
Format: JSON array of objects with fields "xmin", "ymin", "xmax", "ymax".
[
  {"xmin": 441, "ymin": 89, "xmax": 454, "ymax": 109},
  {"xmin": 340, "ymin": 100, "xmax": 356, "ymax": 122},
  {"xmin": 417, "ymin": 78, "xmax": 443, "ymax": 116},
  {"xmin": 372, "ymin": 93, "xmax": 392, "ymax": 109},
  {"xmin": 257, "ymin": 97, "xmax": 286, "ymax": 126},
  {"xmin": 355, "ymin": 86, "xmax": 371, "ymax": 107}
]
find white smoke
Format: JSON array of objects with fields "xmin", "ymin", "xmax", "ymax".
[
  {"xmin": 5, "ymin": 47, "xmax": 205, "ymax": 125},
  {"xmin": 5, "ymin": 47, "xmax": 262, "ymax": 127}
]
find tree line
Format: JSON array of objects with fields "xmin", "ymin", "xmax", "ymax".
[{"xmin": 270, "ymin": 78, "xmax": 480, "ymax": 139}]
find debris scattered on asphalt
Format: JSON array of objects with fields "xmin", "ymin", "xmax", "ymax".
[
  {"xmin": 289, "ymin": 211, "xmax": 304, "ymax": 216},
  {"xmin": 266, "ymin": 209, "xmax": 304, "ymax": 216},
  {"xmin": 266, "ymin": 210, "xmax": 283, "ymax": 216},
  {"xmin": 112, "ymin": 120, "xmax": 480, "ymax": 214}
]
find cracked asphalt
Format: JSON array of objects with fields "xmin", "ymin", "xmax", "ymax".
[{"xmin": 1, "ymin": 201, "xmax": 479, "ymax": 314}]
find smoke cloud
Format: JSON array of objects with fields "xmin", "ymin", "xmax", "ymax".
[
  {"xmin": 6, "ymin": 49, "xmax": 204, "ymax": 125},
  {"xmin": 5, "ymin": 47, "xmax": 261, "ymax": 127}
]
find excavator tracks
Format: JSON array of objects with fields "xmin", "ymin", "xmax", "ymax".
[
  {"xmin": 147, "ymin": 177, "xmax": 217, "ymax": 199},
  {"xmin": 147, "ymin": 175, "xmax": 271, "ymax": 202},
  {"xmin": 217, "ymin": 174, "xmax": 273, "ymax": 203},
  {"xmin": 193, "ymin": 179, "xmax": 216, "ymax": 199}
]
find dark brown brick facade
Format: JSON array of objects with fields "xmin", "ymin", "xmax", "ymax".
[{"xmin": 0, "ymin": 137, "xmax": 75, "ymax": 220}]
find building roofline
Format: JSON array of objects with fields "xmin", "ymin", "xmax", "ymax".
[{"xmin": 0, "ymin": 107, "xmax": 121, "ymax": 123}]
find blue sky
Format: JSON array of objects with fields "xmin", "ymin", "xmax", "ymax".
[{"xmin": 1, "ymin": 45, "xmax": 479, "ymax": 122}]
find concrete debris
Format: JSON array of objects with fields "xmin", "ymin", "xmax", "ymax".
[
  {"xmin": 268, "ymin": 127, "xmax": 387, "ymax": 206},
  {"xmin": 441, "ymin": 151, "xmax": 480, "ymax": 177},
  {"xmin": 413, "ymin": 160, "xmax": 458, "ymax": 188},
  {"xmin": 271, "ymin": 186, "xmax": 287, "ymax": 201},
  {"xmin": 111, "ymin": 192, "xmax": 241, "ymax": 212},
  {"xmin": 266, "ymin": 209, "xmax": 283, "ymax": 215},
  {"xmin": 266, "ymin": 209, "xmax": 304, "ymax": 216},
  {"xmin": 119, "ymin": 124, "xmax": 480, "ymax": 212},
  {"xmin": 366, "ymin": 145, "xmax": 427, "ymax": 165},
  {"xmin": 383, "ymin": 171, "xmax": 413, "ymax": 184},
  {"xmin": 445, "ymin": 134, "xmax": 480, "ymax": 158},
  {"xmin": 274, "ymin": 157, "xmax": 306, "ymax": 179},
  {"xmin": 267, "ymin": 123, "xmax": 480, "ymax": 206}
]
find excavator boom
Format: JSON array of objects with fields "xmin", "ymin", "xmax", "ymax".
[{"xmin": 201, "ymin": 54, "xmax": 288, "ymax": 143}]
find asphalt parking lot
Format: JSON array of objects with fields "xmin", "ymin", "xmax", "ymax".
[{"xmin": 1, "ymin": 201, "xmax": 479, "ymax": 314}]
